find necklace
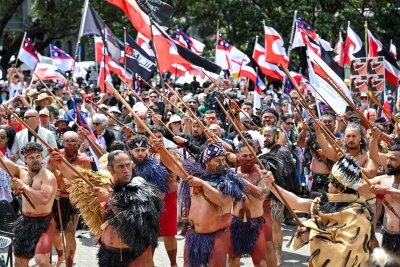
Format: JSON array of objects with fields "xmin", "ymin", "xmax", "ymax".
[{"xmin": 28, "ymin": 168, "xmax": 42, "ymax": 188}]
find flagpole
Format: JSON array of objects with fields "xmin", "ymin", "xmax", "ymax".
[
  {"xmin": 280, "ymin": 10, "xmax": 297, "ymax": 92},
  {"xmin": 102, "ymin": 22, "xmax": 107, "ymax": 91},
  {"xmin": 75, "ymin": 0, "xmax": 89, "ymax": 60},
  {"xmin": 149, "ymin": 19, "xmax": 165, "ymax": 93},
  {"xmin": 15, "ymin": 32, "xmax": 27, "ymax": 68},
  {"xmin": 364, "ymin": 21, "xmax": 368, "ymax": 58}
]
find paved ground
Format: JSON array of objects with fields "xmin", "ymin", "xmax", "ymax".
[{"xmin": 0, "ymin": 223, "xmax": 384, "ymax": 267}]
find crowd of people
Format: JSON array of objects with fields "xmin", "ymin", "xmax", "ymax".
[{"xmin": 0, "ymin": 65, "xmax": 400, "ymax": 267}]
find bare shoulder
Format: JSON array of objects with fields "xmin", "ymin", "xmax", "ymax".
[
  {"xmin": 371, "ymin": 174, "xmax": 392, "ymax": 184},
  {"xmin": 43, "ymin": 168, "xmax": 57, "ymax": 182}
]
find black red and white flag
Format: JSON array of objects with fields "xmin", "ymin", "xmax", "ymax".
[
  {"xmin": 343, "ymin": 25, "xmax": 365, "ymax": 65},
  {"xmin": 125, "ymin": 34, "xmax": 156, "ymax": 81}
]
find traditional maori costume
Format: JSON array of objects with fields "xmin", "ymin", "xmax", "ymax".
[
  {"xmin": 98, "ymin": 177, "xmax": 163, "ymax": 267},
  {"xmin": 292, "ymin": 155, "xmax": 373, "ymax": 267},
  {"xmin": 52, "ymin": 196, "xmax": 78, "ymax": 231},
  {"xmin": 134, "ymin": 155, "xmax": 176, "ymax": 237},
  {"xmin": 182, "ymin": 142, "xmax": 246, "ymax": 267},
  {"xmin": 13, "ymin": 214, "xmax": 55, "ymax": 258},
  {"xmin": 382, "ymin": 229, "xmax": 400, "ymax": 256},
  {"xmin": 230, "ymin": 216, "xmax": 265, "ymax": 258}
]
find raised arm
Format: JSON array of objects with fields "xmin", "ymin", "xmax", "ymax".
[
  {"xmin": 315, "ymin": 123, "xmax": 339, "ymax": 161},
  {"xmin": 261, "ymin": 170, "xmax": 312, "ymax": 213},
  {"xmin": 369, "ymin": 127, "xmax": 388, "ymax": 166},
  {"xmin": 0, "ymin": 150, "xmax": 23, "ymax": 177},
  {"xmin": 296, "ymin": 121, "xmax": 309, "ymax": 148}
]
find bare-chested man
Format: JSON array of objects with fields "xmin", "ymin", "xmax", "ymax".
[
  {"xmin": 170, "ymin": 142, "xmax": 245, "ymax": 267},
  {"xmin": 297, "ymin": 113, "xmax": 337, "ymax": 197},
  {"xmin": 0, "ymin": 142, "xmax": 57, "ymax": 267},
  {"xmin": 361, "ymin": 143, "xmax": 400, "ymax": 256},
  {"xmin": 315, "ymin": 122, "xmax": 378, "ymax": 178},
  {"xmin": 47, "ymin": 131, "xmax": 92, "ymax": 267},
  {"xmin": 228, "ymin": 142, "xmax": 276, "ymax": 267}
]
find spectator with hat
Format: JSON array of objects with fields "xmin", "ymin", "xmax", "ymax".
[
  {"xmin": 39, "ymin": 108, "xmax": 57, "ymax": 136},
  {"xmin": 34, "ymin": 92, "xmax": 55, "ymax": 111}
]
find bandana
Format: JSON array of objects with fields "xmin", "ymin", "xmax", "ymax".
[
  {"xmin": 130, "ymin": 139, "xmax": 149, "ymax": 149},
  {"xmin": 202, "ymin": 142, "xmax": 226, "ymax": 163}
]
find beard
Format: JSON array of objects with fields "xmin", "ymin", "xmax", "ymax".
[
  {"xmin": 132, "ymin": 155, "xmax": 147, "ymax": 166},
  {"xmin": 387, "ymin": 165, "xmax": 400, "ymax": 175},
  {"xmin": 30, "ymin": 160, "xmax": 42, "ymax": 172},
  {"xmin": 264, "ymin": 139, "xmax": 276, "ymax": 148}
]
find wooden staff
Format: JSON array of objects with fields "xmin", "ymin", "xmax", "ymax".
[
  {"xmin": 35, "ymin": 76, "xmax": 106, "ymax": 157},
  {"xmin": 3, "ymin": 105, "xmax": 94, "ymax": 187},
  {"xmin": 86, "ymin": 99, "xmax": 124, "ymax": 127},
  {"xmin": 0, "ymin": 156, "xmax": 35, "ymax": 209},
  {"xmin": 215, "ymin": 99, "xmax": 304, "ymax": 227},
  {"xmin": 56, "ymin": 199, "xmax": 67, "ymax": 264},
  {"xmin": 105, "ymin": 81, "xmax": 190, "ymax": 177},
  {"xmin": 138, "ymin": 77, "xmax": 185, "ymax": 114},
  {"xmin": 282, "ymin": 68, "xmax": 400, "ymax": 220},
  {"xmin": 165, "ymin": 83, "xmax": 210, "ymax": 135},
  {"xmin": 366, "ymin": 90, "xmax": 398, "ymax": 124},
  {"xmin": 200, "ymin": 69, "xmax": 261, "ymax": 130}
]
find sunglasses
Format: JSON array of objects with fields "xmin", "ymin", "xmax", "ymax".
[
  {"xmin": 24, "ymin": 116, "xmax": 37, "ymax": 120},
  {"xmin": 360, "ymin": 97, "xmax": 368, "ymax": 100},
  {"xmin": 291, "ymin": 97, "xmax": 299, "ymax": 100},
  {"xmin": 93, "ymin": 122, "xmax": 102, "ymax": 126},
  {"xmin": 171, "ymin": 121, "xmax": 181, "ymax": 125},
  {"xmin": 285, "ymin": 122, "xmax": 294, "ymax": 125},
  {"xmin": 188, "ymin": 101, "xmax": 197, "ymax": 104},
  {"xmin": 0, "ymin": 135, "xmax": 7, "ymax": 140}
]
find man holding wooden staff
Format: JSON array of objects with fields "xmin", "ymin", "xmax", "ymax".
[
  {"xmin": 0, "ymin": 142, "xmax": 57, "ymax": 267},
  {"xmin": 47, "ymin": 131, "xmax": 92, "ymax": 267}
]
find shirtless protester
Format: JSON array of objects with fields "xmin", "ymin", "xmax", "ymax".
[
  {"xmin": 228, "ymin": 141, "xmax": 276, "ymax": 267},
  {"xmin": 361, "ymin": 143, "xmax": 400, "ymax": 256},
  {"xmin": 0, "ymin": 142, "xmax": 57, "ymax": 267},
  {"xmin": 176, "ymin": 142, "xmax": 245, "ymax": 267},
  {"xmin": 47, "ymin": 131, "xmax": 92, "ymax": 267}
]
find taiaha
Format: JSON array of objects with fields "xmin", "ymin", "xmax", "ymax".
[
  {"xmin": 0, "ymin": 156, "xmax": 35, "ymax": 209},
  {"xmin": 139, "ymin": 77, "xmax": 185, "ymax": 114},
  {"xmin": 3, "ymin": 105, "xmax": 94, "ymax": 187},
  {"xmin": 366, "ymin": 91, "xmax": 398, "ymax": 125},
  {"xmin": 34, "ymin": 76, "xmax": 106, "ymax": 157},
  {"xmin": 215, "ymin": 98, "xmax": 304, "ymax": 227},
  {"xmin": 200, "ymin": 69, "xmax": 260, "ymax": 130},
  {"xmin": 282, "ymin": 66, "xmax": 400, "ymax": 220},
  {"xmin": 165, "ymin": 83, "xmax": 211, "ymax": 138},
  {"xmin": 105, "ymin": 81, "xmax": 189, "ymax": 177},
  {"xmin": 2, "ymin": 105, "xmax": 70, "ymax": 261},
  {"xmin": 86, "ymin": 99, "xmax": 124, "ymax": 127}
]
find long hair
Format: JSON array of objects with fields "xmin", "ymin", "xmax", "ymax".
[
  {"xmin": 344, "ymin": 123, "xmax": 368, "ymax": 152},
  {"xmin": 0, "ymin": 125, "xmax": 15, "ymax": 149}
]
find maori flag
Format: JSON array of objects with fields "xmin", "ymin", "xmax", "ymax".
[
  {"xmin": 151, "ymin": 22, "xmax": 222, "ymax": 77},
  {"xmin": 108, "ymin": 0, "xmax": 172, "ymax": 39},
  {"xmin": 125, "ymin": 34, "xmax": 156, "ymax": 81}
]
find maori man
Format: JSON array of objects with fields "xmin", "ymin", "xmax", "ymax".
[
  {"xmin": 47, "ymin": 131, "xmax": 92, "ymax": 267},
  {"xmin": 361, "ymin": 143, "xmax": 400, "ymax": 256},
  {"xmin": 178, "ymin": 142, "xmax": 246, "ymax": 267},
  {"xmin": 127, "ymin": 134, "xmax": 179, "ymax": 267},
  {"xmin": 228, "ymin": 141, "xmax": 276, "ymax": 267},
  {"xmin": 0, "ymin": 142, "xmax": 57, "ymax": 267}
]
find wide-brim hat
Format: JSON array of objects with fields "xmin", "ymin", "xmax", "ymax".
[
  {"xmin": 166, "ymin": 114, "xmax": 182, "ymax": 128},
  {"xmin": 34, "ymin": 93, "xmax": 54, "ymax": 105}
]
